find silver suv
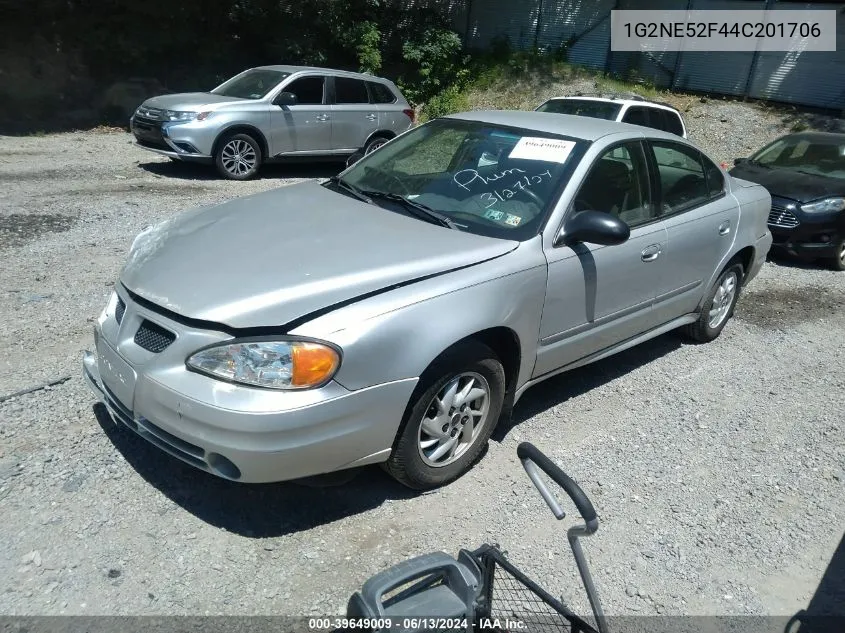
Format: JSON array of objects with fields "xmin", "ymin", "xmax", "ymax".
[{"xmin": 130, "ymin": 65, "xmax": 415, "ymax": 180}]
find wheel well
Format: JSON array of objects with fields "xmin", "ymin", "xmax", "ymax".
[
  {"xmin": 732, "ymin": 246, "xmax": 755, "ymax": 283},
  {"xmin": 365, "ymin": 130, "xmax": 396, "ymax": 147},
  {"xmin": 465, "ymin": 327, "xmax": 521, "ymax": 398},
  {"xmin": 213, "ymin": 125, "xmax": 269, "ymax": 159}
]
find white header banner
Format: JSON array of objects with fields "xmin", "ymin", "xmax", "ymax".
[{"xmin": 610, "ymin": 10, "xmax": 837, "ymax": 52}]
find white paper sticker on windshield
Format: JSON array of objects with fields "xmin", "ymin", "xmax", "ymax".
[{"xmin": 509, "ymin": 137, "xmax": 576, "ymax": 163}]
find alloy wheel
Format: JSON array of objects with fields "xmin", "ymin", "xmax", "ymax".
[
  {"xmin": 417, "ymin": 372, "xmax": 491, "ymax": 468},
  {"xmin": 221, "ymin": 139, "xmax": 257, "ymax": 177},
  {"xmin": 708, "ymin": 271, "xmax": 738, "ymax": 329}
]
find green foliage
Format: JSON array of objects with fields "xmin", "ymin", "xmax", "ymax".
[
  {"xmin": 421, "ymin": 86, "xmax": 470, "ymax": 121},
  {"xmin": 398, "ymin": 28, "xmax": 470, "ymax": 106},
  {"xmin": 353, "ymin": 21, "xmax": 382, "ymax": 74}
]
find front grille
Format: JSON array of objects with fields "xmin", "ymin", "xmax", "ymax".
[
  {"xmin": 115, "ymin": 297, "xmax": 126, "ymax": 324},
  {"xmin": 136, "ymin": 106, "xmax": 165, "ymax": 120},
  {"xmin": 768, "ymin": 206, "xmax": 800, "ymax": 229},
  {"xmin": 134, "ymin": 319, "xmax": 176, "ymax": 353}
]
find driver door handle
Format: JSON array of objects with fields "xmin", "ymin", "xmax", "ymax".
[{"xmin": 641, "ymin": 244, "xmax": 662, "ymax": 262}]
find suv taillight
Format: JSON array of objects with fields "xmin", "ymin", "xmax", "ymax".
[{"xmin": 403, "ymin": 108, "xmax": 415, "ymax": 123}]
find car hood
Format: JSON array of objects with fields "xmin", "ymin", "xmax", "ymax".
[
  {"xmin": 141, "ymin": 92, "xmax": 245, "ymax": 111},
  {"xmin": 729, "ymin": 163, "xmax": 845, "ymax": 203},
  {"xmin": 120, "ymin": 181, "xmax": 519, "ymax": 329}
]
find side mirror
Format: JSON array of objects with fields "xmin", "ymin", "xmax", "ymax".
[
  {"xmin": 346, "ymin": 150, "xmax": 364, "ymax": 168},
  {"xmin": 274, "ymin": 91, "xmax": 298, "ymax": 107},
  {"xmin": 555, "ymin": 210, "xmax": 630, "ymax": 247},
  {"xmin": 733, "ymin": 157, "xmax": 747, "ymax": 165}
]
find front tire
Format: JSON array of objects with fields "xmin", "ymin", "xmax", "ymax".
[
  {"xmin": 214, "ymin": 132, "xmax": 262, "ymax": 180},
  {"xmin": 682, "ymin": 262, "xmax": 744, "ymax": 343},
  {"xmin": 827, "ymin": 238, "xmax": 845, "ymax": 271},
  {"xmin": 384, "ymin": 340, "xmax": 506, "ymax": 490}
]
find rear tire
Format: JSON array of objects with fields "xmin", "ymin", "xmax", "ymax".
[
  {"xmin": 682, "ymin": 262, "xmax": 744, "ymax": 343},
  {"xmin": 384, "ymin": 340, "xmax": 505, "ymax": 490},
  {"xmin": 214, "ymin": 132, "xmax": 262, "ymax": 180},
  {"xmin": 363, "ymin": 135, "xmax": 391, "ymax": 155}
]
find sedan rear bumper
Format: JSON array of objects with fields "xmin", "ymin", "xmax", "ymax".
[{"xmin": 82, "ymin": 346, "xmax": 417, "ymax": 483}]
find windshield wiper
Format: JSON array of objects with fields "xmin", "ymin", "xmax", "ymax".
[
  {"xmin": 326, "ymin": 176, "xmax": 372, "ymax": 204},
  {"xmin": 747, "ymin": 159, "xmax": 771, "ymax": 169},
  {"xmin": 362, "ymin": 190, "xmax": 458, "ymax": 229}
]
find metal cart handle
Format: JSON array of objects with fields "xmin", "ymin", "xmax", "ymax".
[
  {"xmin": 517, "ymin": 442, "xmax": 607, "ymax": 633},
  {"xmin": 517, "ymin": 442, "xmax": 597, "ymax": 528}
]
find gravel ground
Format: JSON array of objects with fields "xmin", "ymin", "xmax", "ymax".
[{"xmin": 1, "ymin": 114, "xmax": 843, "ymax": 623}]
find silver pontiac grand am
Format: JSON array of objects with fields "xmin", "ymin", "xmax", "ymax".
[{"xmin": 83, "ymin": 111, "xmax": 773, "ymax": 490}]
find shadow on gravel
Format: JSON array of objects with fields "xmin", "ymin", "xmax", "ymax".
[
  {"xmin": 785, "ymin": 530, "xmax": 845, "ymax": 633},
  {"xmin": 93, "ymin": 403, "xmax": 416, "ymax": 538},
  {"xmin": 735, "ymin": 283, "xmax": 843, "ymax": 330},
  {"xmin": 137, "ymin": 159, "xmax": 344, "ymax": 182},
  {"xmin": 497, "ymin": 332, "xmax": 683, "ymax": 440},
  {"xmin": 0, "ymin": 213, "xmax": 77, "ymax": 250},
  {"xmin": 766, "ymin": 250, "xmax": 831, "ymax": 272}
]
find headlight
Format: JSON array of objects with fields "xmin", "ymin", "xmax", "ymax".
[
  {"xmin": 186, "ymin": 339, "xmax": 341, "ymax": 390},
  {"xmin": 163, "ymin": 110, "xmax": 210, "ymax": 122},
  {"xmin": 800, "ymin": 198, "xmax": 845, "ymax": 214}
]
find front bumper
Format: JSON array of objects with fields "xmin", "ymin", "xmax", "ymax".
[
  {"xmin": 82, "ymin": 292, "xmax": 418, "ymax": 483},
  {"xmin": 130, "ymin": 115, "xmax": 213, "ymax": 161},
  {"xmin": 768, "ymin": 204, "xmax": 844, "ymax": 258}
]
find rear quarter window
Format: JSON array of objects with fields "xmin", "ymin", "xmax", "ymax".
[{"xmin": 367, "ymin": 82, "xmax": 396, "ymax": 104}]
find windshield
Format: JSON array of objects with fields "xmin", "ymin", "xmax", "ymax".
[
  {"xmin": 751, "ymin": 135, "xmax": 845, "ymax": 180},
  {"xmin": 536, "ymin": 99, "xmax": 622, "ymax": 121},
  {"xmin": 338, "ymin": 119, "xmax": 589, "ymax": 239},
  {"xmin": 211, "ymin": 69, "xmax": 290, "ymax": 99}
]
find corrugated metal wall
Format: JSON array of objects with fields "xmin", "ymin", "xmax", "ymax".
[
  {"xmin": 452, "ymin": 0, "xmax": 845, "ymax": 110},
  {"xmin": 746, "ymin": 1, "xmax": 845, "ymax": 108}
]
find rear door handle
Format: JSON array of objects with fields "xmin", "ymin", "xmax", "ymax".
[
  {"xmin": 641, "ymin": 244, "xmax": 662, "ymax": 262},
  {"xmin": 718, "ymin": 221, "xmax": 731, "ymax": 236},
  {"xmin": 316, "ymin": 114, "xmax": 330, "ymax": 122},
  {"xmin": 366, "ymin": 113, "xmax": 377, "ymax": 121}
]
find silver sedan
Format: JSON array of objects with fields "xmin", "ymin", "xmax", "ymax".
[{"xmin": 83, "ymin": 110, "xmax": 773, "ymax": 489}]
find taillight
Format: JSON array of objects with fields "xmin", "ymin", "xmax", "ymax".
[{"xmin": 403, "ymin": 108, "xmax": 415, "ymax": 123}]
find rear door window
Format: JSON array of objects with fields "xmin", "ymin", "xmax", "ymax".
[
  {"xmin": 650, "ymin": 141, "xmax": 710, "ymax": 215},
  {"xmin": 335, "ymin": 77, "xmax": 370, "ymax": 104}
]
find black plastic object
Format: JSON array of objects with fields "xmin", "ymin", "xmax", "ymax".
[
  {"xmin": 517, "ymin": 442, "xmax": 597, "ymax": 524},
  {"xmin": 557, "ymin": 210, "xmax": 630, "ymax": 246},
  {"xmin": 346, "ymin": 550, "xmax": 482, "ymax": 630}
]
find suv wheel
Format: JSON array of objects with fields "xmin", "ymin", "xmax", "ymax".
[
  {"xmin": 682, "ymin": 262, "xmax": 744, "ymax": 343},
  {"xmin": 215, "ymin": 133, "xmax": 262, "ymax": 180},
  {"xmin": 384, "ymin": 340, "xmax": 505, "ymax": 490},
  {"xmin": 364, "ymin": 135, "xmax": 390, "ymax": 155}
]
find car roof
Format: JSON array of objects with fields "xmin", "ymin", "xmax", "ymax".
[
  {"xmin": 541, "ymin": 95, "xmax": 681, "ymax": 113},
  {"xmin": 778, "ymin": 131, "xmax": 845, "ymax": 144},
  {"xmin": 444, "ymin": 110, "xmax": 685, "ymax": 143},
  {"xmin": 253, "ymin": 65, "xmax": 391, "ymax": 83}
]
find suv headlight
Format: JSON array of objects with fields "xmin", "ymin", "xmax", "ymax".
[
  {"xmin": 163, "ymin": 110, "xmax": 211, "ymax": 122},
  {"xmin": 186, "ymin": 339, "xmax": 341, "ymax": 390},
  {"xmin": 800, "ymin": 198, "xmax": 845, "ymax": 214}
]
